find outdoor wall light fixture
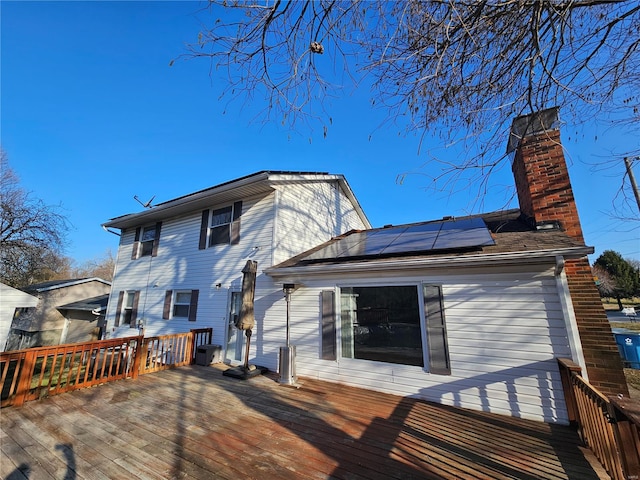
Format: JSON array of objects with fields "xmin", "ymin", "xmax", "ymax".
[{"xmin": 215, "ymin": 283, "xmax": 222, "ymax": 290}]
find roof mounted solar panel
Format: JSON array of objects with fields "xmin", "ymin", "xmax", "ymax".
[
  {"xmin": 432, "ymin": 217, "xmax": 495, "ymax": 250},
  {"xmin": 303, "ymin": 217, "xmax": 495, "ymax": 262},
  {"xmin": 378, "ymin": 222, "xmax": 442, "ymax": 255}
]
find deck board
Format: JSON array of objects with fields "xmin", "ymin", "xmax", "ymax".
[{"xmin": 0, "ymin": 364, "xmax": 608, "ymax": 480}]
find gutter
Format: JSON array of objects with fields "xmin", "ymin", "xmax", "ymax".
[
  {"xmin": 103, "ymin": 172, "xmax": 273, "ymax": 229},
  {"xmin": 265, "ymin": 246, "xmax": 594, "ymax": 280}
]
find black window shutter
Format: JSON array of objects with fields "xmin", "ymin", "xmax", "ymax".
[
  {"xmin": 132, "ymin": 227, "xmax": 141, "ymax": 260},
  {"xmin": 114, "ymin": 291, "xmax": 124, "ymax": 327},
  {"xmin": 199, "ymin": 210, "xmax": 209, "ymax": 250},
  {"xmin": 130, "ymin": 291, "xmax": 140, "ymax": 329},
  {"xmin": 188, "ymin": 290, "xmax": 199, "ymax": 322},
  {"xmin": 321, "ymin": 290, "xmax": 336, "ymax": 360},
  {"xmin": 163, "ymin": 290, "xmax": 172, "ymax": 319},
  {"xmin": 423, "ymin": 285, "xmax": 450, "ymax": 375},
  {"xmin": 230, "ymin": 201, "xmax": 242, "ymax": 245},
  {"xmin": 151, "ymin": 222, "xmax": 162, "ymax": 257}
]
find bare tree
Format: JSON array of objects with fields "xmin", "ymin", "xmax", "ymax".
[
  {"xmin": 184, "ymin": 1, "xmax": 639, "ymax": 206},
  {"xmin": 0, "ymin": 151, "xmax": 70, "ymax": 287},
  {"xmin": 71, "ymin": 249, "xmax": 116, "ymax": 281}
]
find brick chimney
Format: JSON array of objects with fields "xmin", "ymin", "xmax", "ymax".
[
  {"xmin": 508, "ymin": 107, "xmax": 584, "ymax": 241},
  {"xmin": 508, "ymin": 108, "xmax": 629, "ymax": 397}
]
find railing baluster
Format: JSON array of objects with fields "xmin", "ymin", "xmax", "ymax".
[
  {"xmin": 558, "ymin": 358, "xmax": 636, "ymax": 480},
  {"xmin": 1, "ymin": 328, "xmax": 212, "ymax": 408}
]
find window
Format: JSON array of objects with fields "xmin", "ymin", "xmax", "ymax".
[
  {"xmin": 123, "ymin": 292, "xmax": 135, "ymax": 325},
  {"xmin": 114, "ymin": 291, "xmax": 139, "ymax": 328},
  {"xmin": 132, "ymin": 222, "xmax": 162, "ymax": 259},
  {"xmin": 199, "ymin": 201, "xmax": 242, "ymax": 249},
  {"xmin": 329, "ymin": 284, "xmax": 450, "ymax": 373},
  {"xmin": 140, "ymin": 226, "xmax": 157, "ymax": 256},
  {"xmin": 209, "ymin": 206, "xmax": 233, "ymax": 245},
  {"xmin": 173, "ymin": 291, "xmax": 192, "ymax": 317},
  {"xmin": 13, "ymin": 307, "xmax": 33, "ymax": 320},
  {"xmin": 163, "ymin": 289, "xmax": 199, "ymax": 321},
  {"xmin": 340, "ymin": 286, "xmax": 424, "ymax": 367}
]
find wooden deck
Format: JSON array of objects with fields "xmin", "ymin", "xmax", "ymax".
[{"xmin": 1, "ymin": 364, "xmax": 608, "ymax": 480}]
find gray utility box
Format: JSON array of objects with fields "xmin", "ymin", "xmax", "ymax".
[{"xmin": 196, "ymin": 344, "xmax": 222, "ymax": 366}]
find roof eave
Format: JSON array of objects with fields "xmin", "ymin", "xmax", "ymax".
[
  {"xmin": 29, "ymin": 278, "xmax": 112, "ymax": 293},
  {"xmin": 265, "ymin": 246, "xmax": 594, "ymax": 280},
  {"xmin": 103, "ymin": 171, "xmax": 371, "ymax": 230},
  {"xmin": 338, "ymin": 176, "xmax": 371, "ymax": 229},
  {"xmin": 103, "ymin": 172, "xmax": 274, "ymax": 229}
]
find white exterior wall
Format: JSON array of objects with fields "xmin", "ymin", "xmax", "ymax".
[
  {"xmin": 272, "ymin": 264, "xmax": 573, "ymax": 424},
  {"xmin": 106, "ymin": 193, "xmax": 277, "ymax": 347},
  {"xmin": 273, "ymin": 181, "xmax": 368, "ymax": 265},
  {"xmin": 0, "ymin": 283, "xmax": 38, "ymax": 351},
  {"xmin": 105, "ymin": 180, "xmax": 366, "ymax": 369}
]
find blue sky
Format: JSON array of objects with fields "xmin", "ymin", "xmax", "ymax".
[{"xmin": 2, "ymin": 1, "xmax": 638, "ymax": 264}]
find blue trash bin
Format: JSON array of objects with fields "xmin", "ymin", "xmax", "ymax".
[{"xmin": 612, "ymin": 328, "xmax": 640, "ymax": 369}]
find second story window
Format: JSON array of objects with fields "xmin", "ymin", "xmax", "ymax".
[
  {"xmin": 132, "ymin": 222, "xmax": 162, "ymax": 259},
  {"xmin": 199, "ymin": 201, "xmax": 243, "ymax": 249},
  {"xmin": 140, "ymin": 225, "xmax": 157, "ymax": 256},
  {"xmin": 209, "ymin": 206, "xmax": 233, "ymax": 246}
]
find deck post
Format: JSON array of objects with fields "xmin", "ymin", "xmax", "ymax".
[
  {"xmin": 557, "ymin": 357, "xmax": 582, "ymax": 426},
  {"xmin": 609, "ymin": 397, "xmax": 640, "ymax": 478},
  {"xmin": 130, "ymin": 336, "xmax": 145, "ymax": 379},
  {"xmin": 14, "ymin": 350, "xmax": 36, "ymax": 408}
]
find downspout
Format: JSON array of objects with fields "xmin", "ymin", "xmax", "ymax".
[
  {"xmin": 103, "ymin": 226, "xmax": 123, "ymax": 338},
  {"xmin": 555, "ymin": 255, "xmax": 588, "ymax": 379}
]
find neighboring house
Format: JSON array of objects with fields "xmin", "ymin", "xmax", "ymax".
[
  {"xmin": 0, "ymin": 283, "xmax": 39, "ymax": 352},
  {"xmin": 5, "ymin": 278, "xmax": 111, "ymax": 350},
  {"xmin": 103, "ymin": 108, "xmax": 627, "ymax": 425}
]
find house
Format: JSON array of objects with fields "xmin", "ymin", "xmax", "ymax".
[
  {"xmin": 103, "ymin": 108, "xmax": 628, "ymax": 425},
  {"xmin": 0, "ymin": 283, "xmax": 38, "ymax": 352},
  {"xmin": 5, "ymin": 278, "xmax": 111, "ymax": 350}
]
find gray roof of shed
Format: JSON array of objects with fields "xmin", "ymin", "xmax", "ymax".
[
  {"xmin": 21, "ymin": 278, "xmax": 111, "ymax": 294},
  {"xmin": 58, "ymin": 294, "xmax": 109, "ymax": 312}
]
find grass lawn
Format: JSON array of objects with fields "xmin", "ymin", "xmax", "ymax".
[
  {"xmin": 602, "ymin": 297, "xmax": 640, "ymax": 311},
  {"xmin": 625, "ymin": 369, "xmax": 640, "ymax": 395}
]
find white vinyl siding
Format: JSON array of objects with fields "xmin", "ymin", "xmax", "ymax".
[
  {"xmin": 269, "ymin": 265, "xmax": 572, "ymax": 424},
  {"xmin": 105, "ymin": 176, "xmax": 367, "ymax": 343},
  {"xmin": 106, "ymin": 193, "xmax": 276, "ymax": 341},
  {"xmin": 273, "ymin": 181, "xmax": 367, "ymax": 265},
  {"xmin": 0, "ymin": 284, "xmax": 39, "ymax": 352}
]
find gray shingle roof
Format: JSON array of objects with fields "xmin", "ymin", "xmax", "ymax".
[{"xmin": 271, "ymin": 209, "xmax": 587, "ymax": 270}]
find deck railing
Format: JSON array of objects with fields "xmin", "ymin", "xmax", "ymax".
[
  {"xmin": 1, "ymin": 328, "xmax": 212, "ymax": 408},
  {"xmin": 558, "ymin": 358, "xmax": 640, "ymax": 480}
]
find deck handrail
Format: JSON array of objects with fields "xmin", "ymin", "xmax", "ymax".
[
  {"xmin": 1, "ymin": 328, "xmax": 212, "ymax": 408},
  {"xmin": 557, "ymin": 357, "xmax": 640, "ymax": 480}
]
